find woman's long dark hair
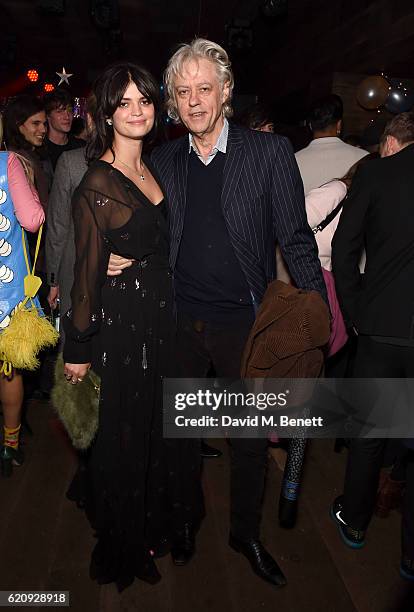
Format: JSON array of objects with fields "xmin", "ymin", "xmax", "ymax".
[
  {"xmin": 2, "ymin": 95, "xmax": 45, "ymax": 151},
  {"xmin": 87, "ymin": 61, "xmax": 161, "ymax": 163}
]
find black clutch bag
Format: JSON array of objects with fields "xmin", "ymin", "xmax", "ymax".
[{"xmin": 51, "ymin": 354, "xmax": 100, "ymax": 450}]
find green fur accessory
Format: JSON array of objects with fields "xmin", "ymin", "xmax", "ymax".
[{"xmin": 51, "ymin": 354, "xmax": 100, "ymax": 450}]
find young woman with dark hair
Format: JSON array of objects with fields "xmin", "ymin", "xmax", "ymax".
[
  {"xmin": 2, "ymin": 95, "xmax": 46, "ymax": 151},
  {"xmin": 2, "ymin": 95, "xmax": 51, "ymax": 206},
  {"xmin": 62, "ymin": 62, "xmax": 203, "ymax": 592}
]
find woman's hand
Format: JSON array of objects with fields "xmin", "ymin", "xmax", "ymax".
[
  {"xmin": 107, "ymin": 253, "xmax": 134, "ymax": 276},
  {"xmin": 64, "ymin": 362, "xmax": 91, "ymax": 384}
]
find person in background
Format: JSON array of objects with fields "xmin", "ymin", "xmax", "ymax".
[
  {"xmin": 3, "ymin": 96, "xmax": 55, "ymax": 400},
  {"xmin": 46, "ymin": 99, "xmax": 93, "ymax": 511},
  {"xmin": 296, "ymin": 94, "xmax": 368, "ymax": 195},
  {"xmin": 237, "ymin": 102, "xmax": 274, "ymax": 133},
  {"xmin": 43, "ymin": 89, "xmax": 84, "ymax": 171},
  {"xmin": 331, "ymin": 111, "xmax": 414, "ymax": 582},
  {"xmin": 46, "ymin": 98, "xmax": 96, "ymax": 340},
  {"xmin": 306, "ymin": 153, "xmax": 377, "ymax": 273},
  {"xmin": 0, "ymin": 122, "xmax": 45, "ymax": 477},
  {"xmin": 71, "ymin": 116, "xmax": 87, "ymax": 142},
  {"xmin": 2, "ymin": 95, "xmax": 52, "ymax": 208}
]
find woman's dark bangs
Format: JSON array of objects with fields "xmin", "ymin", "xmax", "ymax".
[
  {"xmin": 130, "ymin": 67, "xmax": 158, "ymax": 107},
  {"xmin": 106, "ymin": 68, "xmax": 131, "ymax": 116}
]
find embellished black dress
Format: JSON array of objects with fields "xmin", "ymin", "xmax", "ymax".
[{"xmin": 63, "ymin": 160, "xmax": 203, "ymax": 592}]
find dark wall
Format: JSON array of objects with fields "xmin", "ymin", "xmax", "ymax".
[
  {"xmin": 0, "ymin": 0, "xmax": 236, "ymax": 92},
  {"xmin": 1, "ymin": 0, "xmax": 414, "ymax": 119},
  {"xmin": 258, "ymin": 0, "xmax": 414, "ymax": 111}
]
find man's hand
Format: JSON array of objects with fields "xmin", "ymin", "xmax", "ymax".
[
  {"xmin": 64, "ymin": 362, "xmax": 91, "ymax": 384},
  {"xmin": 107, "ymin": 253, "xmax": 134, "ymax": 277},
  {"xmin": 47, "ymin": 286, "xmax": 60, "ymax": 309}
]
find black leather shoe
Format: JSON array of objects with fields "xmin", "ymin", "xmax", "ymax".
[
  {"xmin": 201, "ymin": 440, "xmax": 222, "ymax": 458},
  {"xmin": 171, "ymin": 524, "xmax": 195, "ymax": 566},
  {"xmin": 229, "ymin": 534, "xmax": 287, "ymax": 587}
]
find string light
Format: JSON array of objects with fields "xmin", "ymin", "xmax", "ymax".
[
  {"xmin": 27, "ymin": 69, "xmax": 39, "ymax": 82},
  {"xmin": 44, "ymin": 83, "xmax": 55, "ymax": 92}
]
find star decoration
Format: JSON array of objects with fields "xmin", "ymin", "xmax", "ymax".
[{"xmin": 56, "ymin": 67, "xmax": 73, "ymax": 86}]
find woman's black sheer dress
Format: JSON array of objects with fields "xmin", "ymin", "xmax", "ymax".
[{"xmin": 63, "ymin": 159, "xmax": 203, "ymax": 592}]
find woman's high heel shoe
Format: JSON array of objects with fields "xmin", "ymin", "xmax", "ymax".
[{"xmin": 1, "ymin": 445, "xmax": 24, "ymax": 478}]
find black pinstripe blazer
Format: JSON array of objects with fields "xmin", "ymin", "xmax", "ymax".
[{"xmin": 151, "ymin": 122, "xmax": 326, "ymax": 308}]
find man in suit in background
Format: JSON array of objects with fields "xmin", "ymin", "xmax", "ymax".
[
  {"xmin": 331, "ymin": 112, "xmax": 414, "ymax": 581},
  {"xmin": 46, "ymin": 98, "xmax": 95, "ymax": 342},
  {"xmin": 295, "ymin": 94, "xmax": 367, "ymax": 195},
  {"xmin": 43, "ymin": 89, "xmax": 84, "ymax": 172},
  {"xmin": 151, "ymin": 38, "xmax": 327, "ymax": 586},
  {"xmin": 45, "ymin": 147, "xmax": 87, "ymax": 328},
  {"xmin": 45, "ymin": 102, "xmax": 96, "ymax": 510}
]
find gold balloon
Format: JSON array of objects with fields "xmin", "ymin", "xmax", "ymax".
[{"xmin": 357, "ymin": 76, "xmax": 390, "ymax": 110}]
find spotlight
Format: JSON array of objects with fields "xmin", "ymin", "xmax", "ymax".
[
  {"xmin": 27, "ymin": 69, "xmax": 39, "ymax": 82},
  {"xmin": 44, "ymin": 83, "xmax": 55, "ymax": 92}
]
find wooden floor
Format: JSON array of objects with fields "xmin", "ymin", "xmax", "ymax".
[{"xmin": 0, "ymin": 400, "xmax": 413, "ymax": 612}]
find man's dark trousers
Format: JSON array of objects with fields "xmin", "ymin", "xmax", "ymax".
[
  {"xmin": 343, "ymin": 336, "xmax": 414, "ymax": 559},
  {"xmin": 176, "ymin": 311, "xmax": 268, "ymax": 540}
]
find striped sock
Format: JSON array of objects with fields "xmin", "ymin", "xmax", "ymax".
[{"xmin": 3, "ymin": 424, "xmax": 21, "ymax": 450}]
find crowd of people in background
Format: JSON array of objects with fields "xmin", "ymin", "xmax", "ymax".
[{"xmin": 0, "ymin": 37, "xmax": 413, "ymax": 593}]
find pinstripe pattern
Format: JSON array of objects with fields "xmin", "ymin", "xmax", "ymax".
[{"xmin": 151, "ymin": 123, "xmax": 326, "ymax": 306}]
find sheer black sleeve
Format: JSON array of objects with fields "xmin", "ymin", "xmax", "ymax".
[
  {"xmin": 62, "ymin": 188, "xmax": 110, "ymax": 363},
  {"xmin": 62, "ymin": 164, "xmax": 138, "ymax": 363}
]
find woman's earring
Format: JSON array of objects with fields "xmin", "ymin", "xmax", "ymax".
[{"xmin": 106, "ymin": 118, "xmax": 113, "ymax": 126}]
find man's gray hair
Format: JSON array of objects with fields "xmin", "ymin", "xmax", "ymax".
[{"xmin": 164, "ymin": 38, "xmax": 234, "ymax": 123}]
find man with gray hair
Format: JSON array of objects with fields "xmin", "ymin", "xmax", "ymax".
[
  {"xmin": 112, "ymin": 37, "xmax": 328, "ymax": 585},
  {"xmin": 147, "ymin": 39, "xmax": 326, "ymax": 586},
  {"xmin": 149, "ymin": 38, "xmax": 327, "ymax": 586}
]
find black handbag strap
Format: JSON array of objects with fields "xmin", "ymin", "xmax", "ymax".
[{"xmin": 312, "ymin": 198, "xmax": 345, "ymax": 234}]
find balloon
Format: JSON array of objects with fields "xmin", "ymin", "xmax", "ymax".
[
  {"xmin": 356, "ymin": 76, "xmax": 390, "ymax": 110},
  {"xmin": 385, "ymin": 79, "xmax": 414, "ymax": 114}
]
